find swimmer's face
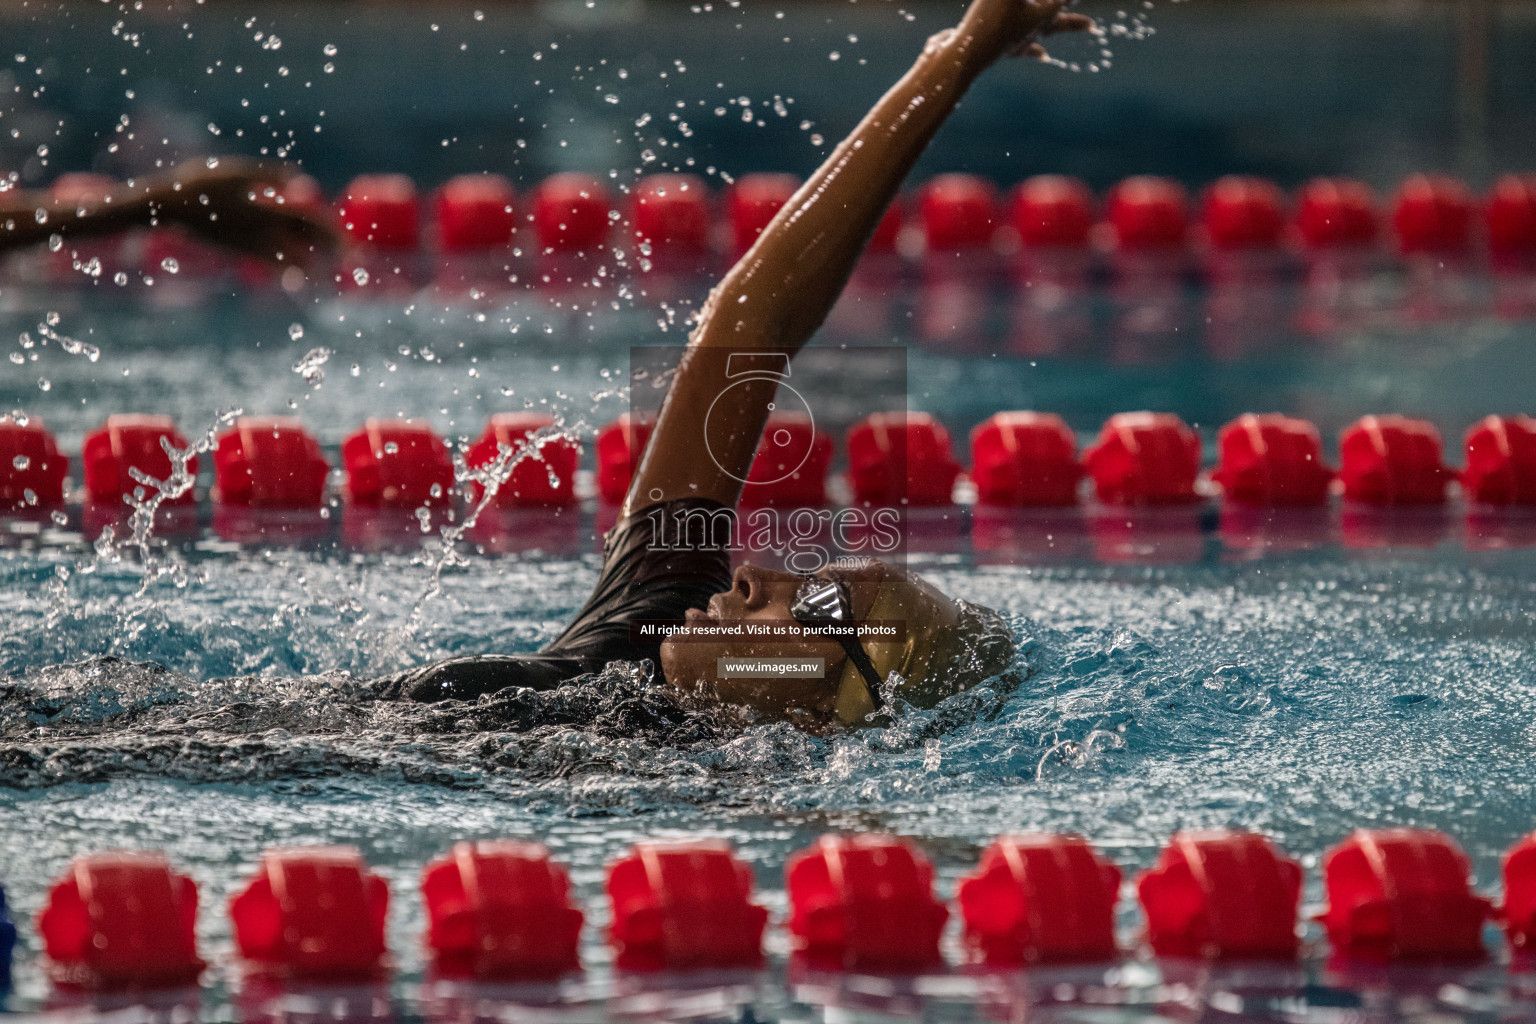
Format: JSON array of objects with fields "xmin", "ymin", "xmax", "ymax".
[{"xmin": 659, "ymin": 561, "xmax": 891, "ymax": 727}]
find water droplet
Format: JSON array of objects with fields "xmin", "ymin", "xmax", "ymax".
[
  {"xmin": 161, "ymin": 257, "xmax": 180, "ymax": 274},
  {"xmin": 22, "ymin": 488, "xmax": 36, "ymax": 506},
  {"xmin": 50, "ymin": 509, "xmax": 67, "ymax": 526},
  {"xmin": 47, "ymin": 234, "xmax": 62, "ymax": 252},
  {"xmin": 291, "ymin": 346, "xmax": 332, "ymax": 385},
  {"xmin": 323, "ymin": 62, "xmax": 335, "ymax": 73},
  {"xmin": 383, "ymin": 442, "xmax": 400, "ymax": 455},
  {"xmin": 323, "ymin": 43, "xmax": 338, "ymax": 56},
  {"xmin": 352, "ymin": 267, "xmax": 370, "ymax": 285},
  {"xmin": 605, "ymin": 93, "xmax": 619, "ymax": 104},
  {"xmin": 473, "ymin": 10, "xmax": 484, "ymax": 20},
  {"xmin": 288, "ymin": 322, "xmax": 304, "ymax": 341},
  {"xmin": 37, "ymin": 378, "xmax": 50, "ymax": 391},
  {"xmin": 349, "ymin": 363, "xmax": 361, "ymax": 377},
  {"xmin": 810, "ymin": 133, "xmax": 824, "ymax": 145},
  {"xmin": 7, "ymin": 353, "xmax": 19, "ymax": 364},
  {"xmin": 429, "ymin": 483, "xmax": 443, "ymax": 498},
  {"xmin": 12, "ymin": 455, "xmax": 29, "ymax": 470}
]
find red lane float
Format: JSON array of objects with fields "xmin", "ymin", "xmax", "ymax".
[
  {"xmin": 82, "ymin": 414, "xmax": 197, "ymax": 506},
  {"xmin": 1503, "ymin": 833, "xmax": 1536, "ymax": 953},
  {"xmin": 1083, "ymin": 412, "xmax": 1202, "ymax": 505},
  {"xmin": 534, "ymin": 172, "xmax": 613, "ymax": 252},
  {"xmin": 1212, "ymin": 413, "xmax": 1334, "ymax": 506},
  {"xmin": 606, "ymin": 840, "xmax": 767, "ymax": 972},
  {"xmin": 466, "ymin": 413, "xmax": 581, "ymax": 508},
  {"xmin": 631, "ymin": 174, "xmax": 712, "ymax": 265},
  {"xmin": 1392, "ymin": 175, "xmax": 1476, "ymax": 257},
  {"xmin": 727, "ymin": 173, "xmax": 800, "ymax": 257},
  {"xmin": 1338, "ymin": 415, "xmax": 1455, "ymax": 505},
  {"xmin": 1201, "ymin": 176, "xmax": 1287, "ymax": 251},
  {"xmin": 846, "ymin": 411, "xmax": 961, "ymax": 507},
  {"xmin": 1137, "ymin": 831, "xmax": 1302, "ymax": 960},
  {"xmin": 422, "ymin": 840, "xmax": 583, "ymax": 980},
  {"xmin": 1320, "ymin": 829, "xmax": 1490, "ymax": 962},
  {"xmin": 1296, "ymin": 178, "xmax": 1378, "ymax": 249},
  {"xmin": 433, "ymin": 174, "xmax": 517, "ymax": 252},
  {"xmin": 142, "ymin": 224, "xmax": 229, "ymax": 281},
  {"xmin": 1010, "ymin": 175, "xmax": 1094, "ymax": 249},
  {"xmin": 1106, "ymin": 176, "xmax": 1188, "ymax": 250},
  {"xmin": 213, "ymin": 416, "xmax": 329, "ymax": 508},
  {"xmin": 265, "ymin": 173, "xmax": 326, "ymax": 214},
  {"xmin": 969, "ymin": 412, "xmax": 1081, "ymax": 506},
  {"xmin": 0, "ymin": 417, "xmax": 68, "ymax": 509},
  {"xmin": 740, "ymin": 413, "xmax": 834, "ymax": 508},
  {"xmin": 596, "ymin": 413, "xmax": 654, "ymax": 505},
  {"xmin": 1462, "ymin": 414, "xmax": 1536, "ymax": 506},
  {"xmin": 341, "ymin": 418, "xmax": 455, "ymax": 507},
  {"xmin": 786, "ymin": 835, "xmax": 947, "ymax": 971},
  {"xmin": 230, "ymin": 846, "xmax": 390, "ymax": 978},
  {"xmin": 867, "ymin": 202, "xmax": 905, "ymax": 254},
  {"xmin": 957, "ymin": 834, "xmax": 1120, "ymax": 965},
  {"xmin": 920, "ymin": 173, "xmax": 999, "ymax": 252},
  {"xmin": 38, "ymin": 852, "xmax": 203, "ymax": 990},
  {"xmin": 338, "ymin": 174, "xmax": 420, "ymax": 249},
  {"xmin": 1487, "ymin": 175, "xmax": 1536, "ymax": 271}
]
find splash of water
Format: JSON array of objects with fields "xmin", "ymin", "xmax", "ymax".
[
  {"xmin": 116, "ymin": 408, "xmax": 242, "ymax": 596},
  {"xmin": 405, "ymin": 418, "xmax": 591, "ymax": 628}
]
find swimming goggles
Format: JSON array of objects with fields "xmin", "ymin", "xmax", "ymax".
[{"xmin": 789, "ymin": 575, "xmax": 885, "ymax": 710}]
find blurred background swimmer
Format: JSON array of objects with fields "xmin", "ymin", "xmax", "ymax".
[
  {"xmin": 0, "ymin": 157, "xmax": 337, "ymax": 267},
  {"xmin": 375, "ymin": 0, "xmax": 1092, "ymax": 730}
]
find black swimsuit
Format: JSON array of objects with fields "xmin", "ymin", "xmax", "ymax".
[{"xmin": 378, "ymin": 498, "xmax": 732, "ymax": 702}]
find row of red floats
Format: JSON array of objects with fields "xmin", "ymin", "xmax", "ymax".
[
  {"xmin": 312, "ymin": 170, "xmax": 1536, "ymax": 267},
  {"xmin": 23, "ymin": 168, "xmax": 1536, "ymax": 280},
  {"xmin": 24, "ymin": 828, "xmax": 1536, "ymax": 990},
  {"xmin": 2, "ymin": 409, "xmax": 1533, "ymax": 515}
]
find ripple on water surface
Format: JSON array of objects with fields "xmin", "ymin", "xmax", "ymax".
[{"xmin": 1, "ymin": 542, "xmax": 1534, "ymax": 1017}]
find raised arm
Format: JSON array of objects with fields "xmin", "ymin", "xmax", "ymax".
[
  {"xmin": 0, "ymin": 158, "xmax": 336, "ymax": 266},
  {"xmin": 624, "ymin": 0, "xmax": 1089, "ymax": 515}
]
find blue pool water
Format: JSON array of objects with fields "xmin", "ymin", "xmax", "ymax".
[{"xmin": 0, "ymin": 272, "xmax": 1533, "ymax": 1020}]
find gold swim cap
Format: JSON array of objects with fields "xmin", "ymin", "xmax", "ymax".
[{"xmin": 832, "ymin": 572, "xmax": 1015, "ymax": 726}]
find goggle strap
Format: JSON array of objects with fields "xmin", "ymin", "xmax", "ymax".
[{"xmin": 838, "ymin": 638, "xmax": 885, "ymax": 711}]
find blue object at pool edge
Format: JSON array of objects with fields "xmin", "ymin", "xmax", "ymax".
[{"xmin": 0, "ymin": 882, "xmax": 15, "ymax": 992}]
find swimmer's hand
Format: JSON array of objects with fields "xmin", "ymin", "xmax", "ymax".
[
  {"xmin": 137, "ymin": 158, "xmax": 339, "ymax": 269},
  {"xmin": 955, "ymin": 0, "xmax": 1095, "ymax": 66}
]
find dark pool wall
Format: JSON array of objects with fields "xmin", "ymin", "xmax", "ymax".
[{"xmin": 2, "ymin": 1, "xmax": 1534, "ymax": 193}]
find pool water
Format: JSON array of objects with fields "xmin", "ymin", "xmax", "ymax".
[
  {"xmin": 0, "ymin": 272, "xmax": 1534, "ymax": 1021},
  {"xmin": 4, "ymin": 0, "xmax": 1536, "ymax": 1015}
]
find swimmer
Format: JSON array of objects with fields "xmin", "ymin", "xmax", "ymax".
[
  {"xmin": 0, "ymin": 157, "xmax": 336, "ymax": 266},
  {"xmin": 380, "ymin": 0, "xmax": 1091, "ymax": 730}
]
